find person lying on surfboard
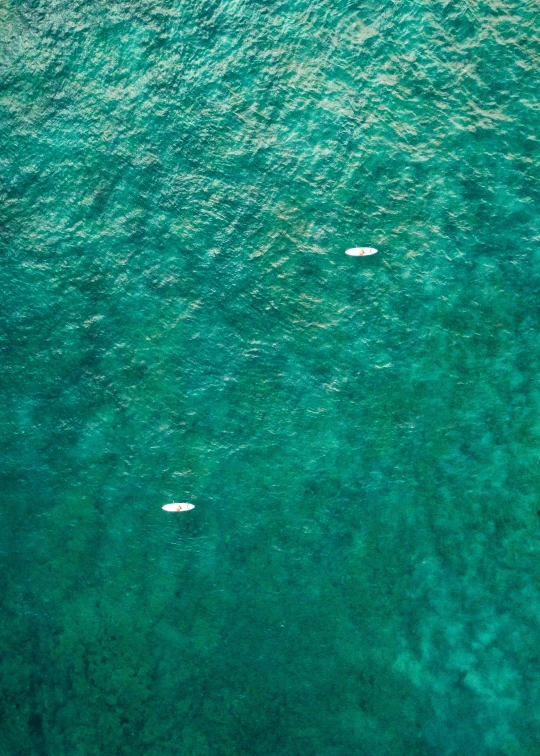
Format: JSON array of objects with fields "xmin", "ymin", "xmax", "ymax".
[{"xmin": 162, "ymin": 502, "xmax": 195, "ymax": 512}]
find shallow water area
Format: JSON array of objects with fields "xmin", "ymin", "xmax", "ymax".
[{"xmin": 1, "ymin": 0, "xmax": 540, "ymax": 753}]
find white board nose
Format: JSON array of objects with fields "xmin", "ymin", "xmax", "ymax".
[
  {"xmin": 162, "ymin": 502, "xmax": 195, "ymax": 512},
  {"xmin": 345, "ymin": 247, "xmax": 377, "ymax": 256}
]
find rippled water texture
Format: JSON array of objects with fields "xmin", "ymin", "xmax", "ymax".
[{"xmin": 2, "ymin": 0, "xmax": 540, "ymax": 753}]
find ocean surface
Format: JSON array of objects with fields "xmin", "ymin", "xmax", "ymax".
[{"xmin": 1, "ymin": 0, "xmax": 540, "ymax": 753}]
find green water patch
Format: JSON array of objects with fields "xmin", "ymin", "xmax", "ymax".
[{"xmin": 2, "ymin": 0, "xmax": 540, "ymax": 753}]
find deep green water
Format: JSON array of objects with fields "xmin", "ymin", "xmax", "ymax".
[{"xmin": 2, "ymin": 0, "xmax": 540, "ymax": 753}]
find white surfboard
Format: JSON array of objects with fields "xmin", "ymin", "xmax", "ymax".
[
  {"xmin": 162, "ymin": 502, "xmax": 195, "ymax": 512},
  {"xmin": 345, "ymin": 247, "xmax": 378, "ymax": 256}
]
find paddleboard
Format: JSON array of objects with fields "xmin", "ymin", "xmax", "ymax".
[
  {"xmin": 162, "ymin": 502, "xmax": 195, "ymax": 512},
  {"xmin": 345, "ymin": 247, "xmax": 377, "ymax": 256}
]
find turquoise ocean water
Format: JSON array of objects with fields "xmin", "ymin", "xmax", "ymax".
[{"xmin": 2, "ymin": 0, "xmax": 540, "ymax": 753}]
